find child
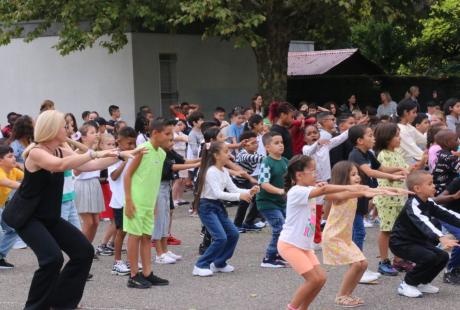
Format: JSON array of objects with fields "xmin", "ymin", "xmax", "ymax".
[
  {"xmin": 107, "ymin": 105, "xmax": 121, "ymax": 134},
  {"xmin": 172, "ymin": 120, "xmax": 189, "ymax": 208},
  {"xmin": 432, "ymin": 129, "xmax": 460, "ymax": 195},
  {"xmin": 257, "ymin": 132, "xmax": 289, "ymax": 267},
  {"xmin": 234, "ymin": 131, "xmax": 265, "ymax": 232},
  {"xmin": 192, "ymin": 141, "xmax": 259, "ymax": 276},
  {"xmin": 302, "ymin": 124, "xmax": 350, "ymax": 248},
  {"xmin": 227, "ymin": 110, "xmax": 245, "ymax": 144},
  {"xmin": 269, "ymin": 102, "xmax": 294, "ymax": 159},
  {"xmin": 212, "ymin": 106, "xmax": 228, "ymax": 128},
  {"xmin": 124, "ymin": 119, "xmax": 172, "ymax": 288},
  {"xmin": 373, "ymin": 123, "xmax": 426, "ymax": 275},
  {"xmin": 154, "ymin": 134, "xmax": 200, "ymax": 264},
  {"xmin": 0, "ymin": 145, "xmax": 23, "ymax": 268},
  {"xmin": 348, "ymin": 124, "xmax": 406, "ymax": 283},
  {"xmin": 97, "ymin": 133, "xmax": 117, "ymax": 256},
  {"xmin": 186, "ymin": 111, "xmax": 204, "ymax": 182},
  {"xmin": 430, "ymin": 110, "xmax": 446, "ymax": 126},
  {"xmin": 413, "ymin": 113, "xmax": 430, "ymax": 136},
  {"xmin": 390, "ymin": 170, "xmax": 460, "ymax": 298},
  {"xmin": 444, "ymin": 98, "xmax": 460, "ymax": 132},
  {"xmin": 109, "ymin": 127, "xmax": 137, "ymax": 276},
  {"xmin": 427, "ymin": 124, "xmax": 447, "ymax": 172},
  {"xmin": 329, "ymin": 114, "xmax": 356, "ymax": 168},
  {"xmin": 323, "ymin": 161, "xmax": 403, "ymax": 307},
  {"xmin": 316, "ymin": 112, "xmax": 336, "ymax": 140},
  {"xmin": 397, "ymin": 99, "xmax": 426, "ymax": 165},
  {"xmin": 426, "ymin": 100, "xmax": 441, "ymax": 122},
  {"xmin": 74, "ymin": 122, "xmax": 106, "ymax": 256},
  {"xmin": 280, "ymin": 156, "xmax": 379, "ymax": 310}
]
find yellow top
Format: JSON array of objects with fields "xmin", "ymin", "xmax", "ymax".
[{"xmin": 0, "ymin": 167, "xmax": 24, "ymax": 206}]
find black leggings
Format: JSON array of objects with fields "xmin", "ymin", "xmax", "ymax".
[
  {"xmin": 17, "ymin": 217, "xmax": 94, "ymax": 310},
  {"xmin": 233, "ymin": 180, "xmax": 260, "ymax": 227}
]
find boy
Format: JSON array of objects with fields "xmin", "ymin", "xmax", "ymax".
[
  {"xmin": 390, "ymin": 170, "xmax": 460, "ymax": 298},
  {"xmin": 256, "ymin": 132, "xmax": 288, "ymax": 268},
  {"xmin": 109, "ymin": 127, "xmax": 137, "ymax": 276},
  {"xmin": 348, "ymin": 125, "xmax": 406, "ymax": 283},
  {"xmin": 107, "ymin": 105, "xmax": 121, "ymax": 133},
  {"xmin": 228, "ymin": 110, "xmax": 245, "ymax": 144},
  {"xmin": 426, "ymin": 101, "xmax": 441, "ymax": 122},
  {"xmin": 316, "ymin": 112, "xmax": 336, "ymax": 140},
  {"xmin": 124, "ymin": 120, "xmax": 173, "ymax": 288},
  {"xmin": 213, "ymin": 107, "xmax": 228, "ymax": 129},
  {"xmin": 234, "ymin": 131, "xmax": 265, "ymax": 232},
  {"xmin": 186, "ymin": 111, "xmax": 204, "ymax": 163},
  {"xmin": 413, "ymin": 113, "xmax": 430, "ymax": 135},
  {"xmin": 0, "ymin": 145, "xmax": 23, "ymax": 269},
  {"xmin": 153, "ymin": 130, "xmax": 200, "ymax": 264}
]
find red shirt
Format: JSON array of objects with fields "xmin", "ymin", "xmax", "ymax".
[{"xmin": 290, "ymin": 118, "xmax": 316, "ymax": 155}]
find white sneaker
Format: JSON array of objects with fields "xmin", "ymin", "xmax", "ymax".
[
  {"xmin": 359, "ymin": 270, "xmax": 379, "ymax": 284},
  {"xmin": 210, "ymin": 263, "xmax": 235, "ymax": 273},
  {"xmin": 367, "ymin": 269, "xmax": 381, "ymax": 278},
  {"xmin": 166, "ymin": 251, "xmax": 182, "ymax": 261},
  {"xmin": 398, "ymin": 281, "xmax": 423, "ymax": 298},
  {"xmin": 111, "ymin": 260, "xmax": 130, "ymax": 276},
  {"xmin": 192, "ymin": 265, "xmax": 213, "ymax": 277},
  {"xmin": 254, "ymin": 221, "xmax": 266, "ymax": 229},
  {"xmin": 12, "ymin": 239, "xmax": 27, "ymax": 249},
  {"xmin": 418, "ymin": 283, "xmax": 439, "ymax": 294},
  {"xmin": 364, "ymin": 219, "xmax": 374, "ymax": 228},
  {"xmin": 313, "ymin": 243, "xmax": 322, "ymax": 251},
  {"xmin": 155, "ymin": 253, "xmax": 176, "ymax": 264}
]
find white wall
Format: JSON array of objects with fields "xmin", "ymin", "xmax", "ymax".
[
  {"xmin": 132, "ymin": 33, "xmax": 258, "ymax": 118},
  {"xmin": 0, "ymin": 34, "xmax": 136, "ymax": 128}
]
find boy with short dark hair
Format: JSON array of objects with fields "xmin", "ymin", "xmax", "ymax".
[
  {"xmin": 213, "ymin": 107, "xmax": 227, "ymax": 128},
  {"xmin": 316, "ymin": 112, "xmax": 336, "ymax": 140},
  {"xmin": 256, "ymin": 132, "xmax": 289, "ymax": 268},
  {"xmin": 124, "ymin": 120, "xmax": 173, "ymax": 288},
  {"xmin": 107, "ymin": 105, "xmax": 121, "ymax": 133},
  {"xmin": 390, "ymin": 170, "xmax": 460, "ymax": 298},
  {"xmin": 186, "ymin": 112, "xmax": 205, "ymax": 163},
  {"xmin": 413, "ymin": 113, "xmax": 430, "ymax": 135},
  {"xmin": 109, "ymin": 126, "xmax": 137, "ymax": 276},
  {"xmin": 0, "ymin": 145, "xmax": 23, "ymax": 269}
]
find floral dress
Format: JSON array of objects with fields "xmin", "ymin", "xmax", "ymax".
[{"xmin": 322, "ymin": 198, "xmax": 366, "ymax": 265}]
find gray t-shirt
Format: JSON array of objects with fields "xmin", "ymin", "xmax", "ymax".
[{"xmin": 377, "ymin": 101, "xmax": 397, "ymax": 117}]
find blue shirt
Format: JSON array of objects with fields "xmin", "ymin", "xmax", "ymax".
[{"xmin": 228, "ymin": 124, "xmax": 244, "ymax": 143}]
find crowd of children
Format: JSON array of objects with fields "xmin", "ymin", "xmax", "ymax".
[{"xmin": 1, "ymin": 90, "xmax": 460, "ymax": 309}]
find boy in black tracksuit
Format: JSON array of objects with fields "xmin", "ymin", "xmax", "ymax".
[{"xmin": 390, "ymin": 170, "xmax": 460, "ymax": 298}]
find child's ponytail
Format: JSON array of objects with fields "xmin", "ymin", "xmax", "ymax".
[{"xmin": 284, "ymin": 155, "xmax": 314, "ymax": 192}]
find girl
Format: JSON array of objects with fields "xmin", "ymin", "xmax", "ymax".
[
  {"xmin": 96, "ymin": 133, "xmax": 117, "ymax": 256},
  {"xmin": 322, "ymin": 161, "xmax": 401, "ymax": 308},
  {"xmin": 192, "ymin": 141, "xmax": 259, "ymax": 277},
  {"xmin": 74, "ymin": 122, "xmax": 105, "ymax": 257},
  {"xmin": 251, "ymin": 94, "xmax": 264, "ymax": 116},
  {"xmin": 135, "ymin": 114, "xmax": 150, "ymax": 146},
  {"xmin": 373, "ymin": 123, "xmax": 425, "ymax": 275},
  {"xmin": 172, "ymin": 120, "xmax": 189, "ymax": 207},
  {"xmin": 444, "ymin": 97, "xmax": 460, "ymax": 132},
  {"xmin": 397, "ymin": 99, "xmax": 426, "ymax": 165},
  {"xmin": 65, "ymin": 113, "xmax": 78, "ymax": 137},
  {"xmin": 279, "ymin": 156, "xmax": 386, "ymax": 310},
  {"xmin": 427, "ymin": 123, "xmax": 447, "ymax": 172},
  {"xmin": 8, "ymin": 115, "xmax": 34, "ymax": 170}
]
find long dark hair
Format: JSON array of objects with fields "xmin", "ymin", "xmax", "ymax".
[
  {"xmin": 193, "ymin": 141, "xmax": 225, "ymax": 210},
  {"xmin": 65, "ymin": 113, "xmax": 78, "ymax": 133},
  {"xmin": 374, "ymin": 122, "xmax": 399, "ymax": 155},
  {"xmin": 331, "ymin": 161, "xmax": 360, "ymax": 186},
  {"xmin": 8, "ymin": 115, "xmax": 34, "ymax": 144},
  {"xmin": 284, "ymin": 155, "xmax": 314, "ymax": 192}
]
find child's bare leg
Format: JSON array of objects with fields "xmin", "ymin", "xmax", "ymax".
[
  {"xmin": 155, "ymin": 238, "xmax": 165, "ymax": 256},
  {"xmin": 141, "ymin": 235, "xmax": 153, "ymax": 276},
  {"xmin": 114, "ymin": 230, "xmax": 126, "ymax": 261},
  {"xmin": 378, "ymin": 231, "xmax": 390, "ymax": 260},
  {"xmin": 102, "ymin": 220, "xmax": 116, "ymax": 245},
  {"xmin": 289, "ymin": 266, "xmax": 326, "ymax": 310},
  {"xmin": 128, "ymin": 234, "xmax": 141, "ymax": 277},
  {"xmin": 338, "ymin": 260, "xmax": 367, "ymax": 296}
]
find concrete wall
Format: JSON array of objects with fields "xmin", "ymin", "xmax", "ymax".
[
  {"xmin": 0, "ymin": 34, "xmax": 135, "ymax": 127},
  {"xmin": 132, "ymin": 33, "xmax": 258, "ymax": 118}
]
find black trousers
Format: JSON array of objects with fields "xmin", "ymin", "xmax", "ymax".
[
  {"xmin": 233, "ymin": 180, "xmax": 260, "ymax": 227},
  {"xmin": 17, "ymin": 217, "xmax": 94, "ymax": 310},
  {"xmin": 390, "ymin": 240, "xmax": 449, "ymax": 286}
]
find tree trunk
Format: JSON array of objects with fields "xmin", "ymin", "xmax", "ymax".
[{"xmin": 253, "ymin": 19, "xmax": 290, "ymax": 103}]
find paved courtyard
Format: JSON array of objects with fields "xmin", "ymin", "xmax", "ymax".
[{"xmin": 1, "ymin": 197, "xmax": 460, "ymax": 310}]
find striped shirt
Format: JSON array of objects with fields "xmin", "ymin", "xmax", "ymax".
[{"xmin": 235, "ymin": 149, "xmax": 265, "ymax": 183}]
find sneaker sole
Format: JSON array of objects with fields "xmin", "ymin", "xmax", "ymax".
[
  {"xmin": 111, "ymin": 270, "xmax": 130, "ymax": 276},
  {"xmin": 260, "ymin": 263, "xmax": 286, "ymax": 268},
  {"xmin": 397, "ymin": 289, "xmax": 423, "ymax": 298},
  {"xmin": 150, "ymin": 282, "xmax": 169, "ymax": 286},
  {"xmin": 0, "ymin": 266, "xmax": 14, "ymax": 270},
  {"xmin": 192, "ymin": 272, "xmax": 213, "ymax": 277},
  {"xmin": 127, "ymin": 283, "xmax": 151, "ymax": 289}
]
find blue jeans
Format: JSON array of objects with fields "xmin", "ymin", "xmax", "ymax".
[
  {"xmin": 61, "ymin": 200, "xmax": 81, "ymax": 230},
  {"xmin": 259, "ymin": 209, "xmax": 285, "ymax": 259},
  {"xmin": 0, "ymin": 207, "xmax": 19, "ymax": 259},
  {"xmin": 352, "ymin": 213, "xmax": 365, "ymax": 251},
  {"xmin": 196, "ymin": 199, "xmax": 239, "ymax": 269},
  {"xmin": 441, "ymin": 221, "xmax": 460, "ymax": 271}
]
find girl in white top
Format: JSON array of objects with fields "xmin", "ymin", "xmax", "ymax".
[
  {"xmin": 192, "ymin": 141, "xmax": 259, "ymax": 277},
  {"xmin": 278, "ymin": 155, "xmax": 381, "ymax": 310},
  {"xmin": 397, "ymin": 100, "xmax": 426, "ymax": 164},
  {"xmin": 172, "ymin": 120, "xmax": 189, "ymax": 205}
]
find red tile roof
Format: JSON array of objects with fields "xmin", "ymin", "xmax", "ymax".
[{"xmin": 288, "ymin": 48, "xmax": 359, "ymax": 76}]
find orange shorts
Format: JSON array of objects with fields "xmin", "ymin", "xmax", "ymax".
[{"xmin": 278, "ymin": 240, "xmax": 320, "ymax": 275}]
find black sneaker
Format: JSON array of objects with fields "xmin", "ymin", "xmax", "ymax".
[
  {"xmin": 143, "ymin": 272, "xmax": 169, "ymax": 286},
  {"xmin": 127, "ymin": 273, "xmax": 152, "ymax": 289},
  {"xmin": 0, "ymin": 258, "xmax": 14, "ymax": 269},
  {"xmin": 260, "ymin": 257, "xmax": 286, "ymax": 268},
  {"xmin": 443, "ymin": 271, "xmax": 460, "ymax": 285},
  {"xmin": 236, "ymin": 226, "xmax": 247, "ymax": 233},
  {"xmin": 96, "ymin": 245, "xmax": 114, "ymax": 256}
]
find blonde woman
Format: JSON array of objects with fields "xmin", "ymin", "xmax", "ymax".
[{"xmin": 11, "ymin": 110, "xmax": 141, "ymax": 310}]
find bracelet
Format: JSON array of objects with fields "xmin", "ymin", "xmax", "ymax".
[
  {"xmin": 117, "ymin": 151, "xmax": 125, "ymax": 161},
  {"xmin": 88, "ymin": 150, "xmax": 96, "ymax": 160}
]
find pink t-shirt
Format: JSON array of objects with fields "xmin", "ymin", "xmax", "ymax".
[{"xmin": 428, "ymin": 144, "xmax": 442, "ymax": 172}]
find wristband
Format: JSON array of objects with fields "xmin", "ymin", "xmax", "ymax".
[{"xmin": 117, "ymin": 151, "xmax": 125, "ymax": 161}]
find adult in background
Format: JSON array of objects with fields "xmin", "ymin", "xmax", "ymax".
[
  {"xmin": 11, "ymin": 110, "xmax": 139, "ymax": 309},
  {"xmin": 251, "ymin": 94, "xmax": 264, "ymax": 116},
  {"xmin": 377, "ymin": 92, "xmax": 398, "ymax": 117},
  {"xmin": 407, "ymin": 86, "xmax": 421, "ymax": 112},
  {"xmin": 339, "ymin": 94, "xmax": 360, "ymax": 115}
]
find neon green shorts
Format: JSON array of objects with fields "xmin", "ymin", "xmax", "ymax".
[{"xmin": 123, "ymin": 206, "xmax": 154, "ymax": 236}]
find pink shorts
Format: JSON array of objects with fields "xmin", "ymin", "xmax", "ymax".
[{"xmin": 278, "ymin": 240, "xmax": 320, "ymax": 275}]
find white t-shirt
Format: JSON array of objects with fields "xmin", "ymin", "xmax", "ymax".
[
  {"xmin": 279, "ymin": 185, "xmax": 317, "ymax": 250},
  {"xmin": 108, "ymin": 160, "xmax": 129, "ymax": 209},
  {"xmin": 75, "ymin": 170, "xmax": 100, "ymax": 180},
  {"xmin": 136, "ymin": 133, "xmax": 149, "ymax": 146}
]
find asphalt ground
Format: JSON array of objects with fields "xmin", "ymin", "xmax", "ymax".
[{"xmin": 1, "ymin": 198, "xmax": 460, "ymax": 310}]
